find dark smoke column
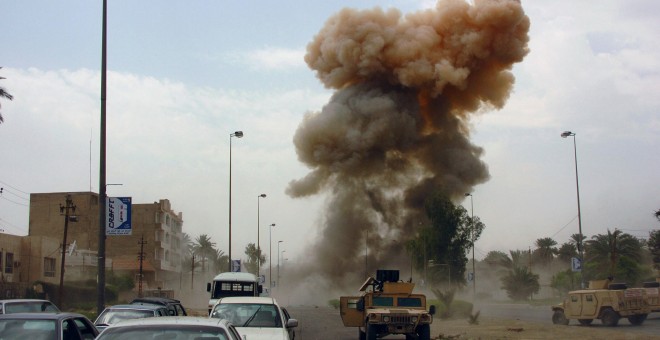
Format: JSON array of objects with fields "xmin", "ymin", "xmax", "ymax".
[{"xmin": 287, "ymin": 0, "xmax": 530, "ymax": 287}]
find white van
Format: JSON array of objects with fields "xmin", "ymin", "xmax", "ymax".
[{"xmin": 207, "ymin": 272, "xmax": 263, "ymax": 314}]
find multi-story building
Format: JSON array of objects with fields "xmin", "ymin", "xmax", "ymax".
[{"xmin": 27, "ymin": 192, "xmax": 184, "ymax": 290}]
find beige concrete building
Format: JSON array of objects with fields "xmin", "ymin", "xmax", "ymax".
[{"xmin": 27, "ymin": 192, "xmax": 184, "ymax": 290}]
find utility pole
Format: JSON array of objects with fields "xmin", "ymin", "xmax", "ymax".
[
  {"xmin": 191, "ymin": 253, "xmax": 195, "ymax": 290},
  {"xmin": 59, "ymin": 194, "xmax": 77, "ymax": 308},
  {"xmin": 137, "ymin": 235, "xmax": 147, "ymax": 297}
]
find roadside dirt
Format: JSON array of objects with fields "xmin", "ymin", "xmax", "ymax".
[{"xmin": 431, "ymin": 317, "xmax": 660, "ymax": 340}]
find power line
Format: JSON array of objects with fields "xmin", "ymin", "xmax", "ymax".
[
  {"xmin": 0, "ymin": 180, "xmax": 30, "ymax": 196},
  {"xmin": 0, "ymin": 195, "xmax": 29, "ymax": 207},
  {"xmin": 551, "ymin": 215, "xmax": 579, "ymax": 239}
]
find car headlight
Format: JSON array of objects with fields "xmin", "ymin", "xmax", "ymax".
[
  {"xmin": 411, "ymin": 316, "xmax": 418, "ymax": 323},
  {"xmin": 383, "ymin": 316, "xmax": 390, "ymax": 322}
]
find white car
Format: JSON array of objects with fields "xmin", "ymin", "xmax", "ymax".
[
  {"xmin": 96, "ymin": 316, "xmax": 242, "ymax": 340},
  {"xmin": 210, "ymin": 296, "xmax": 298, "ymax": 340}
]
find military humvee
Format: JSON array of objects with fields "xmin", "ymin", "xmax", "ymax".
[
  {"xmin": 551, "ymin": 280, "xmax": 650, "ymax": 326},
  {"xmin": 340, "ymin": 270, "xmax": 435, "ymax": 340}
]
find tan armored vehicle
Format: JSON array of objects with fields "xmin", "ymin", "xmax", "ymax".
[
  {"xmin": 551, "ymin": 280, "xmax": 650, "ymax": 326},
  {"xmin": 339, "ymin": 270, "xmax": 435, "ymax": 340}
]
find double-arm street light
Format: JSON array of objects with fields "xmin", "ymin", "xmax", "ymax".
[
  {"xmin": 561, "ymin": 131, "xmax": 584, "ymax": 286},
  {"xmin": 257, "ymin": 194, "xmax": 267, "ymax": 278},
  {"xmin": 269, "ymin": 223, "xmax": 276, "ymax": 291},
  {"xmin": 228, "ymin": 131, "xmax": 244, "ymax": 272},
  {"xmin": 465, "ymin": 193, "xmax": 475, "ymax": 300}
]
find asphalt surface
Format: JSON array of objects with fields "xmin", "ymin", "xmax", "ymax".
[{"xmin": 285, "ymin": 304, "xmax": 660, "ymax": 340}]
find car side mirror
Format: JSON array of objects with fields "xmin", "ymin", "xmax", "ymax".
[
  {"xmin": 207, "ymin": 283, "xmax": 211, "ymax": 292},
  {"xmin": 286, "ymin": 319, "xmax": 299, "ymax": 328},
  {"xmin": 258, "ymin": 285, "xmax": 263, "ymax": 294},
  {"xmin": 429, "ymin": 305, "xmax": 436, "ymax": 315}
]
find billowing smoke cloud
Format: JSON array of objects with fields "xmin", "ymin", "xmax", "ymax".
[{"xmin": 287, "ymin": 0, "xmax": 529, "ymax": 291}]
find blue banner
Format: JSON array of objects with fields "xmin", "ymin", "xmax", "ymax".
[{"xmin": 106, "ymin": 197, "xmax": 132, "ymax": 235}]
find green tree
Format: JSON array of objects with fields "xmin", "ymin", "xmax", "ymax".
[
  {"xmin": 408, "ymin": 191, "xmax": 484, "ymax": 287},
  {"xmin": 501, "ymin": 266, "xmax": 540, "ymax": 301},
  {"xmin": 193, "ymin": 234, "xmax": 217, "ymax": 272},
  {"xmin": 556, "ymin": 242, "xmax": 577, "ymax": 264},
  {"xmin": 533, "ymin": 237, "xmax": 557, "ymax": 267},
  {"xmin": 584, "ymin": 229, "xmax": 644, "ymax": 283},
  {"xmin": 0, "ymin": 67, "xmax": 13, "ymax": 124},
  {"xmin": 550, "ymin": 270, "xmax": 580, "ymax": 295},
  {"xmin": 213, "ymin": 249, "xmax": 229, "ymax": 273},
  {"xmin": 243, "ymin": 243, "xmax": 266, "ymax": 275},
  {"xmin": 650, "ymin": 229, "xmax": 660, "ymax": 272}
]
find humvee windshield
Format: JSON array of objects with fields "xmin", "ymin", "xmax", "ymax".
[
  {"xmin": 371, "ymin": 297, "xmax": 422, "ymax": 307},
  {"xmin": 398, "ymin": 298, "xmax": 422, "ymax": 307}
]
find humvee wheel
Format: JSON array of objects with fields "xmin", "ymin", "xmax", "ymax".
[
  {"xmin": 577, "ymin": 319, "xmax": 593, "ymax": 325},
  {"xmin": 417, "ymin": 324, "xmax": 431, "ymax": 340},
  {"xmin": 366, "ymin": 324, "xmax": 377, "ymax": 340},
  {"xmin": 552, "ymin": 310, "xmax": 569, "ymax": 325},
  {"xmin": 601, "ymin": 308, "xmax": 620, "ymax": 327},
  {"xmin": 628, "ymin": 314, "xmax": 647, "ymax": 326},
  {"xmin": 359, "ymin": 329, "xmax": 366, "ymax": 340}
]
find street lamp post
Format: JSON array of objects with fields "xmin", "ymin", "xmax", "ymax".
[
  {"xmin": 561, "ymin": 131, "xmax": 584, "ymax": 287},
  {"xmin": 257, "ymin": 194, "xmax": 266, "ymax": 278},
  {"xmin": 269, "ymin": 223, "xmax": 275, "ymax": 291},
  {"xmin": 279, "ymin": 250, "xmax": 286, "ymax": 288},
  {"xmin": 277, "ymin": 241, "xmax": 283, "ymax": 289},
  {"xmin": 465, "ymin": 193, "xmax": 475, "ymax": 300},
  {"xmin": 228, "ymin": 131, "xmax": 243, "ymax": 272}
]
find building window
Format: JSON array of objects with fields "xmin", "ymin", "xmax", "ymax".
[
  {"xmin": 44, "ymin": 257, "xmax": 56, "ymax": 277},
  {"xmin": 5, "ymin": 252, "xmax": 13, "ymax": 274}
]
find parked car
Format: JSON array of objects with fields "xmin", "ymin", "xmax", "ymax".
[
  {"xmin": 129, "ymin": 296, "xmax": 187, "ymax": 316},
  {"xmin": 0, "ymin": 299, "xmax": 59, "ymax": 314},
  {"xmin": 94, "ymin": 303, "xmax": 169, "ymax": 331},
  {"xmin": 0, "ymin": 312, "xmax": 98, "ymax": 339},
  {"xmin": 96, "ymin": 316, "xmax": 241, "ymax": 340},
  {"xmin": 210, "ymin": 296, "xmax": 298, "ymax": 340}
]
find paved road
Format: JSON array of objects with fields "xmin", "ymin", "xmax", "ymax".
[
  {"xmin": 286, "ymin": 304, "xmax": 660, "ymax": 340},
  {"xmin": 477, "ymin": 303, "xmax": 660, "ymax": 336}
]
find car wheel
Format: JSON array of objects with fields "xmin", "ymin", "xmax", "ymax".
[
  {"xmin": 366, "ymin": 324, "xmax": 377, "ymax": 340},
  {"xmin": 601, "ymin": 308, "xmax": 620, "ymax": 327},
  {"xmin": 552, "ymin": 310, "xmax": 569, "ymax": 325},
  {"xmin": 627, "ymin": 314, "xmax": 647, "ymax": 326},
  {"xmin": 417, "ymin": 324, "xmax": 431, "ymax": 340},
  {"xmin": 577, "ymin": 319, "xmax": 593, "ymax": 325}
]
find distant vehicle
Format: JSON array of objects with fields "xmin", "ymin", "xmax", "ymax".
[
  {"xmin": 207, "ymin": 272, "xmax": 263, "ymax": 313},
  {"xmin": 96, "ymin": 316, "xmax": 241, "ymax": 340},
  {"xmin": 552, "ymin": 280, "xmax": 650, "ymax": 326},
  {"xmin": 339, "ymin": 269, "xmax": 436, "ymax": 340},
  {"xmin": 94, "ymin": 303, "xmax": 169, "ymax": 331},
  {"xmin": 0, "ymin": 299, "xmax": 60, "ymax": 314},
  {"xmin": 0, "ymin": 312, "xmax": 98, "ymax": 339},
  {"xmin": 210, "ymin": 296, "xmax": 298, "ymax": 340},
  {"xmin": 130, "ymin": 296, "xmax": 187, "ymax": 316}
]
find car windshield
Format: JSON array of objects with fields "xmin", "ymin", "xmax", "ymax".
[
  {"xmin": 0, "ymin": 319, "xmax": 57, "ymax": 338},
  {"xmin": 97, "ymin": 325, "xmax": 232, "ymax": 340},
  {"xmin": 211, "ymin": 303, "xmax": 282, "ymax": 328},
  {"xmin": 4, "ymin": 301, "xmax": 59, "ymax": 313},
  {"xmin": 96, "ymin": 309, "xmax": 155, "ymax": 325}
]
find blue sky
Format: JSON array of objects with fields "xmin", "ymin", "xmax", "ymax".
[{"xmin": 1, "ymin": 0, "xmax": 659, "ymax": 271}]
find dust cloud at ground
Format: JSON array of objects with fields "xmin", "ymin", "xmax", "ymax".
[{"xmin": 284, "ymin": 0, "xmax": 530, "ymax": 299}]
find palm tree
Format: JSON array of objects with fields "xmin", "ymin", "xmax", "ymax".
[
  {"xmin": 534, "ymin": 237, "xmax": 558, "ymax": 267},
  {"xmin": 585, "ymin": 229, "xmax": 643, "ymax": 282},
  {"xmin": 0, "ymin": 67, "xmax": 14, "ymax": 124},
  {"xmin": 556, "ymin": 242, "xmax": 577, "ymax": 264},
  {"xmin": 193, "ymin": 234, "xmax": 217, "ymax": 272},
  {"xmin": 569, "ymin": 233, "xmax": 587, "ymax": 253}
]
